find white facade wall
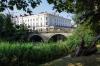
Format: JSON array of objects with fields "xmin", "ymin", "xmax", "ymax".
[
  {"xmin": 47, "ymin": 14, "xmax": 71, "ymax": 27},
  {"xmin": 12, "ymin": 12, "xmax": 72, "ymax": 32}
]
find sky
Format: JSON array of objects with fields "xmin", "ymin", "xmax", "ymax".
[{"xmin": 4, "ymin": 0, "xmax": 74, "ymax": 24}]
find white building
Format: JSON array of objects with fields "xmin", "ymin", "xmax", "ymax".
[{"xmin": 12, "ymin": 12, "xmax": 72, "ymax": 32}]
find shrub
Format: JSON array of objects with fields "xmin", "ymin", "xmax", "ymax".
[{"xmin": 66, "ymin": 24, "xmax": 95, "ymax": 52}]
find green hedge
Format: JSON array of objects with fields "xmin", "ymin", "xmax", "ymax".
[{"xmin": 0, "ymin": 42, "xmax": 68, "ymax": 66}]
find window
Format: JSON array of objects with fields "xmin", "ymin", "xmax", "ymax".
[
  {"xmin": 46, "ymin": 22, "xmax": 48, "ymax": 25},
  {"xmin": 22, "ymin": 20, "xmax": 24, "ymax": 22},
  {"xmin": 28, "ymin": 26, "xmax": 30, "ymax": 28},
  {"xmin": 41, "ymin": 23, "xmax": 42, "ymax": 27},
  {"xmin": 36, "ymin": 18, "xmax": 38, "ymax": 21},
  {"xmin": 41, "ymin": 28, "xmax": 42, "ymax": 31},
  {"xmin": 33, "ymin": 27, "xmax": 35, "ymax": 30},
  {"xmin": 30, "ymin": 19, "xmax": 32, "ymax": 21},
  {"xmin": 46, "ymin": 17, "xmax": 47, "ymax": 20},
  {"xmin": 33, "ymin": 23, "xmax": 34, "ymax": 26},
  {"xmin": 57, "ymin": 19, "xmax": 58, "ymax": 22},
  {"xmin": 46, "ymin": 28, "xmax": 48, "ymax": 31},
  {"xmin": 33, "ymin": 19, "xmax": 34, "ymax": 21},
  {"xmin": 28, "ymin": 19, "xmax": 29, "ymax": 22},
  {"xmin": 54, "ymin": 19, "xmax": 56, "ymax": 22},
  {"xmin": 25, "ymin": 20, "xmax": 27, "ymax": 22},
  {"xmin": 36, "ymin": 23, "xmax": 38, "ymax": 27},
  {"xmin": 56, "ymin": 23, "xmax": 58, "ymax": 26}
]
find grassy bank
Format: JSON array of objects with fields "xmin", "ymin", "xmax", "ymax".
[{"xmin": 0, "ymin": 42, "xmax": 68, "ymax": 66}]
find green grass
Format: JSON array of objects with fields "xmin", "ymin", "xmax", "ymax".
[
  {"xmin": 0, "ymin": 41, "xmax": 68, "ymax": 66},
  {"xmin": 0, "ymin": 41, "xmax": 99, "ymax": 66}
]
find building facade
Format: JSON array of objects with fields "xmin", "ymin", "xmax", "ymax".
[{"xmin": 12, "ymin": 12, "xmax": 72, "ymax": 32}]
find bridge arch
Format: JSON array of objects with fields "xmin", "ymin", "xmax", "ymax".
[
  {"xmin": 29, "ymin": 34, "xmax": 44, "ymax": 42},
  {"xmin": 48, "ymin": 34, "xmax": 66, "ymax": 42}
]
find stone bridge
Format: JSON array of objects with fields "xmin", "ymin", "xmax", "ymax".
[{"xmin": 28, "ymin": 33, "xmax": 72, "ymax": 42}]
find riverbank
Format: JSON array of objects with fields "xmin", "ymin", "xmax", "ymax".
[
  {"xmin": 41, "ymin": 45, "xmax": 100, "ymax": 66},
  {"xmin": 41, "ymin": 54, "xmax": 100, "ymax": 66}
]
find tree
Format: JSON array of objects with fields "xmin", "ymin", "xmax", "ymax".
[
  {"xmin": 0, "ymin": 14, "xmax": 16, "ymax": 40},
  {"xmin": 27, "ymin": 8, "xmax": 32, "ymax": 15},
  {"xmin": 46, "ymin": 0, "xmax": 100, "ymax": 56},
  {"xmin": 14, "ymin": 24, "xmax": 29, "ymax": 41},
  {"xmin": 0, "ymin": 14, "xmax": 5, "ymax": 36},
  {"xmin": 47, "ymin": 0, "xmax": 100, "ymax": 35},
  {"xmin": 0, "ymin": 0, "xmax": 41, "ymax": 12},
  {"xmin": 0, "ymin": 0, "xmax": 42, "ymax": 41},
  {"xmin": 0, "ymin": 14, "xmax": 29, "ymax": 41}
]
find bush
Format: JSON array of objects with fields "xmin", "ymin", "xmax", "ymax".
[
  {"xmin": 66, "ymin": 24, "xmax": 95, "ymax": 52},
  {"xmin": 0, "ymin": 42, "xmax": 68, "ymax": 66}
]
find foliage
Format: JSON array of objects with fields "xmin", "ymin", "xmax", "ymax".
[
  {"xmin": 0, "ymin": 14, "xmax": 5, "ymax": 35},
  {"xmin": 14, "ymin": 24, "xmax": 29, "ymax": 41},
  {"xmin": 0, "ymin": 14, "xmax": 15, "ymax": 40},
  {"xmin": 0, "ymin": 0, "xmax": 41, "ymax": 13},
  {"xmin": 0, "ymin": 14, "xmax": 28, "ymax": 41},
  {"xmin": 66, "ymin": 24, "xmax": 95, "ymax": 52},
  {"xmin": 0, "ymin": 42, "xmax": 68, "ymax": 66},
  {"xmin": 47, "ymin": 0, "xmax": 100, "ymax": 34},
  {"xmin": 47, "ymin": 0, "xmax": 100, "ymax": 13}
]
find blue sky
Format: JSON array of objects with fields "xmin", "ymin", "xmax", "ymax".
[{"xmin": 4, "ymin": 0, "xmax": 73, "ymax": 20}]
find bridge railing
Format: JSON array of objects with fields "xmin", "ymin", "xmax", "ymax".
[
  {"xmin": 29, "ymin": 27, "xmax": 74, "ymax": 33},
  {"xmin": 39, "ymin": 28, "xmax": 73, "ymax": 33}
]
